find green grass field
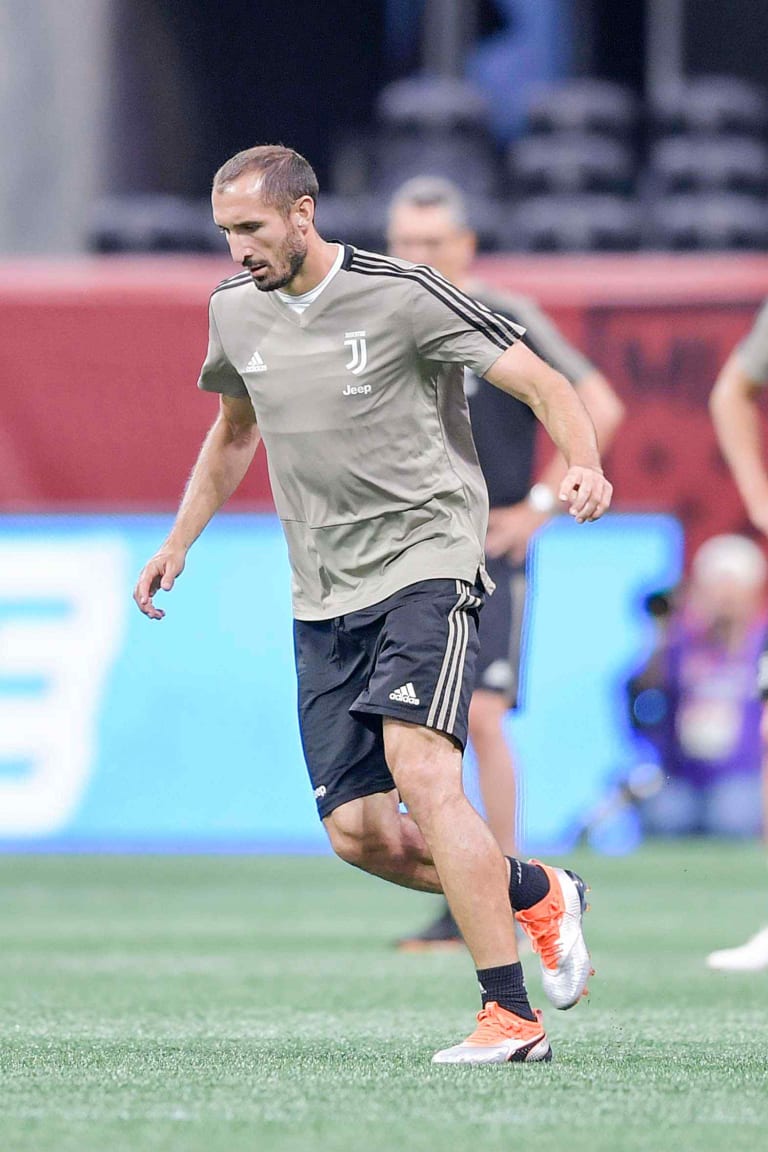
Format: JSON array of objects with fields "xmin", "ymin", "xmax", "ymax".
[{"xmin": 1, "ymin": 841, "xmax": 767, "ymax": 1152}]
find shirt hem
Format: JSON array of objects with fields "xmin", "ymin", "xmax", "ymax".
[{"xmin": 291, "ymin": 557, "xmax": 485, "ymax": 621}]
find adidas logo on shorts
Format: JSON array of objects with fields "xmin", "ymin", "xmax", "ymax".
[{"xmin": 389, "ymin": 682, "xmax": 420, "ymax": 706}]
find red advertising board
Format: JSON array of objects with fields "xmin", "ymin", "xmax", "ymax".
[{"xmin": 3, "ymin": 253, "xmax": 768, "ymax": 562}]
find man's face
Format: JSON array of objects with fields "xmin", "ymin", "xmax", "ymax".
[
  {"xmin": 212, "ymin": 174, "xmax": 308, "ymax": 291},
  {"xmin": 387, "ymin": 202, "xmax": 475, "ymax": 282}
]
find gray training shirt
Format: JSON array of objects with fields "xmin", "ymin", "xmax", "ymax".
[
  {"xmin": 737, "ymin": 300, "xmax": 768, "ymax": 383},
  {"xmin": 198, "ymin": 245, "xmax": 524, "ymax": 620}
]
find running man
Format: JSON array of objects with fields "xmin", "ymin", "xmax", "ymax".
[
  {"xmin": 134, "ymin": 146, "xmax": 612, "ymax": 1063},
  {"xmin": 708, "ymin": 301, "xmax": 768, "ymax": 971},
  {"xmin": 387, "ymin": 177, "xmax": 624, "ymax": 947}
]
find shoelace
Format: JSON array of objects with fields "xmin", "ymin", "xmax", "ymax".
[
  {"xmin": 519, "ymin": 895, "xmax": 563, "ymax": 971},
  {"xmin": 466, "ymin": 1002, "xmax": 527, "ymax": 1043}
]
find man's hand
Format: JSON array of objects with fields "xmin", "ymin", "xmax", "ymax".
[
  {"xmin": 133, "ymin": 546, "xmax": 187, "ymax": 620},
  {"xmin": 486, "ymin": 502, "xmax": 551, "ymax": 563},
  {"xmin": 559, "ymin": 465, "xmax": 613, "ymax": 523}
]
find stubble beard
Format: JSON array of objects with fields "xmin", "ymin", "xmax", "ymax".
[{"xmin": 250, "ymin": 227, "xmax": 308, "ymax": 292}]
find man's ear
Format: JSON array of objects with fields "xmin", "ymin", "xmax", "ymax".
[{"xmin": 295, "ymin": 196, "xmax": 315, "ymax": 230}]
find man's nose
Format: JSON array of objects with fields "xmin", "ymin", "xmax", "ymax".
[{"xmin": 229, "ymin": 234, "xmax": 255, "ymax": 263}]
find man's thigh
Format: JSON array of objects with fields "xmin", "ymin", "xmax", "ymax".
[
  {"xmin": 350, "ymin": 578, "xmax": 483, "ymax": 750},
  {"xmin": 293, "ymin": 618, "xmax": 395, "ymax": 820}
]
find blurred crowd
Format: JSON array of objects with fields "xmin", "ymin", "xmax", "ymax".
[{"xmin": 627, "ymin": 534, "xmax": 767, "ymax": 840}]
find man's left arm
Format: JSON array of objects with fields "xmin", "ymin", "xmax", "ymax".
[
  {"xmin": 484, "ymin": 342, "xmax": 613, "ymax": 524},
  {"xmin": 533, "ymin": 371, "xmax": 624, "ymax": 495}
]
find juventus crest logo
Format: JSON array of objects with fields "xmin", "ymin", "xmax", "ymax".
[{"xmin": 344, "ymin": 330, "xmax": 368, "ymax": 375}]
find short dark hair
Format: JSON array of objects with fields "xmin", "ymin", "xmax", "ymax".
[{"xmin": 212, "ymin": 145, "xmax": 319, "ymax": 215}]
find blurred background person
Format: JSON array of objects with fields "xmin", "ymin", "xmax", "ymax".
[
  {"xmin": 387, "ymin": 176, "xmax": 624, "ymax": 948},
  {"xmin": 628, "ymin": 534, "xmax": 767, "ymax": 841},
  {"xmin": 710, "ymin": 303, "xmax": 768, "ymax": 543},
  {"xmin": 706, "ymin": 304, "xmax": 768, "ymax": 971}
]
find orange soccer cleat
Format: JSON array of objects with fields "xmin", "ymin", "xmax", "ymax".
[
  {"xmin": 515, "ymin": 861, "xmax": 593, "ymax": 1010},
  {"xmin": 431, "ymin": 1002, "xmax": 552, "ymax": 1065}
]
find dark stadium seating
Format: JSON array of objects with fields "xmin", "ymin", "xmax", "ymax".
[
  {"xmin": 85, "ymin": 74, "xmax": 768, "ymax": 255},
  {"xmin": 313, "ymin": 194, "xmax": 389, "ymax": 252},
  {"xmin": 650, "ymin": 76, "xmax": 768, "ymax": 137},
  {"xmin": 503, "ymin": 194, "xmax": 642, "ymax": 252},
  {"xmin": 508, "ymin": 132, "xmax": 635, "ymax": 196},
  {"xmin": 648, "ymin": 135, "xmax": 768, "ymax": 196},
  {"xmin": 375, "ymin": 75, "xmax": 491, "ymax": 133},
  {"xmin": 316, "ymin": 191, "xmax": 502, "ymax": 254},
  {"xmin": 525, "ymin": 79, "xmax": 639, "ymax": 139},
  {"xmin": 647, "ymin": 191, "xmax": 768, "ymax": 250},
  {"xmin": 370, "ymin": 133, "xmax": 501, "ymax": 197},
  {"xmin": 89, "ymin": 196, "xmax": 220, "ymax": 254},
  {"xmin": 367, "ymin": 75, "xmax": 502, "ymax": 198}
]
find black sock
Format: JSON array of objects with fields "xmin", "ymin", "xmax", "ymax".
[
  {"xmin": 476, "ymin": 961, "xmax": 536, "ymax": 1021},
  {"xmin": 506, "ymin": 857, "xmax": 550, "ymax": 911}
]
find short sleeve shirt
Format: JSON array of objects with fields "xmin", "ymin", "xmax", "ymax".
[
  {"xmin": 198, "ymin": 245, "xmax": 524, "ymax": 619},
  {"xmin": 737, "ymin": 300, "xmax": 768, "ymax": 383}
]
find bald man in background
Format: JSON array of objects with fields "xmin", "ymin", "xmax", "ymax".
[{"xmin": 388, "ymin": 177, "xmax": 624, "ymax": 948}]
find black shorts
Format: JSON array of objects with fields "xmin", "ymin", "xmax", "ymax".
[
  {"xmin": 294, "ymin": 578, "xmax": 483, "ymax": 819},
  {"xmin": 474, "ymin": 554, "xmax": 528, "ymax": 708}
]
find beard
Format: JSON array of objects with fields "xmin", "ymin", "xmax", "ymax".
[{"xmin": 246, "ymin": 226, "xmax": 307, "ymax": 292}]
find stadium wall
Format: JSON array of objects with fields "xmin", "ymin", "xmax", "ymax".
[
  {"xmin": 2, "ymin": 253, "xmax": 767, "ymax": 560},
  {"xmin": 0, "ymin": 512, "xmax": 681, "ymax": 853}
]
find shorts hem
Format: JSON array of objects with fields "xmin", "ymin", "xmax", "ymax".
[
  {"xmin": 352, "ymin": 701, "xmax": 467, "ymax": 751},
  {"xmin": 317, "ymin": 778, "xmax": 398, "ymax": 820}
]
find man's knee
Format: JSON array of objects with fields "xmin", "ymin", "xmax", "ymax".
[
  {"xmin": 323, "ymin": 794, "xmax": 402, "ymax": 870},
  {"xmin": 384, "ymin": 721, "xmax": 463, "ymax": 825}
]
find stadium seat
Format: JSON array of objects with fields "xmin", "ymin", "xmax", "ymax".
[
  {"xmin": 508, "ymin": 133, "xmax": 635, "ymax": 196},
  {"xmin": 648, "ymin": 192, "xmax": 768, "ymax": 250},
  {"xmin": 370, "ymin": 133, "xmax": 502, "ymax": 197},
  {"xmin": 88, "ymin": 196, "xmax": 220, "ymax": 253},
  {"xmin": 375, "ymin": 75, "xmax": 491, "ymax": 133},
  {"xmin": 525, "ymin": 80, "xmax": 639, "ymax": 139},
  {"xmin": 648, "ymin": 135, "xmax": 768, "ymax": 196},
  {"xmin": 366, "ymin": 74, "xmax": 502, "ymax": 199},
  {"xmin": 651, "ymin": 76, "xmax": 768, "ymax": 137},
  {"xmin": 503, "ymin": 194, "xmax": 642, "ymax": 252}
]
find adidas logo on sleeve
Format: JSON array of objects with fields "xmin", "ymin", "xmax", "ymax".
[{"xmin": 388, "ymin": 682, "xmax": 420, "ymax": 706}]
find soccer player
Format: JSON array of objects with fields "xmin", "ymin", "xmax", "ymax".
[
  {"xmin": 134, "ymin": 145, "xmax": 613, "ymax": 1063},
  {"xmin": 707, "ymin": 302, "xmax": 768, "ymax": 971},
  {"xmin": 387, "ymin": 177, "xmax": 624, "ymax": 948}
]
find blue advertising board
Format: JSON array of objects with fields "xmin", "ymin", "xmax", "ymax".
[{"xmin": 0, "ymin": 513, "xmax": 681, "ymax": 852}]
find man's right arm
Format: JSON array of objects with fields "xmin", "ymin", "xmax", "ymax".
[
  {"xmin": 134, "ymin": 394, "xmax": 260, "ymax": 619},
  {"xmin": 709, "ymin": 352, "xmax": 768, "ymax": 538}
]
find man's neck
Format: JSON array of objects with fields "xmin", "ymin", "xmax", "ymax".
[{"xmin": 281, "ymin": 238, "xmax": 340, "ymax": 296}]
